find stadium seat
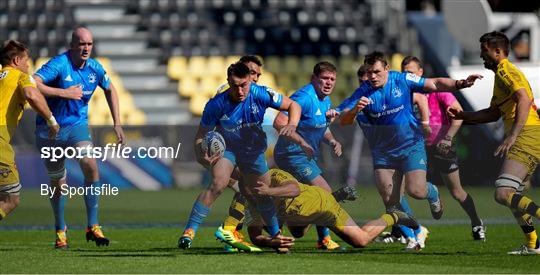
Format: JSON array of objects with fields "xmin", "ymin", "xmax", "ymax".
[
  {"xmin": 167, "ymin": 56, "xmax": 188, "ymax": 80},
  {"xmin": 189, "ymin": 93, "xmax": 209, "ymax": 116}
]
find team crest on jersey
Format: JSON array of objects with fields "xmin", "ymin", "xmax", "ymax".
[
  {"xmin": 406, "ymin": 73, "xmax": 421, "ymax": 83},
  {"xmin": 302, "ymin": 167, "xmax": 312, "ymax": 177},
  {"xmin": 89, "ymin": 73, "xmax": 97, "ymax": 83},
  {"xmin": 0, "ymin": 167, "xmax": 12, "ymax": 178},
  {"xmin": 392, "ymin": 87, "xmax": 402, "ymax": 98},
  {"xmin": 0, "ymin": 71, "xmax": 8, "ymax": 80},
  {"xmin": 251, "ymin": 104, "xmax": 259, "ymax": 114}
]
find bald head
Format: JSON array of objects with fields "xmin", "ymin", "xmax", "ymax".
[{"xmin": 69, "ymin": 27, "xmax": 93, "ymax": 66}]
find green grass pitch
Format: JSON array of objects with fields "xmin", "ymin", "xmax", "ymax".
[{"xmin": 1, "ymin": 186, "xmax": 539, "ymax": 273}]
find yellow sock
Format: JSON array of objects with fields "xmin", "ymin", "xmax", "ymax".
[
  {"xmin": 0, "ymin": 208, "xmax": 6, "ymax": 220},
  {"xmin": 526, "ymin": 230, "xmax": 538, "ymax": 249},
  {"xmin": 380, "ymin": 213, "xmax": 396, "ymax": 226},
  {"xmin": 223, "ymin": 193, "xmax": 246, "ymax": 231},
  {"xmin": 507, "ymin": 193, "xmax": 540, "ymax": 219}
]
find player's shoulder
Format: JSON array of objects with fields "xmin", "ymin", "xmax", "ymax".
[
  {"xmin": 86, "ymin": 58, "xmax": 106, "ymax": 72},
  {"xmin": 46, "ymin": 51, "xmax": 69, "ymax": 66},
  {"xmin": 215, "ymin": 83, "xmax": 230, "ymax": 94}
]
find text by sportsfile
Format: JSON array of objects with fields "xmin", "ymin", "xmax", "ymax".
[
  {"xmin": 40, "ymin": 142, "xmax": 182, "ymax": 162},
  {"xmin": 40, "ymin": 184, "xmax": 119, "ymax": 199}
]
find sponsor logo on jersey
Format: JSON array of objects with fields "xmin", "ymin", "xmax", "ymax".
[
  {"xmin": 0, "ymin": 71, "xmax": 8, "ymax": 80},
  {"xmin": 406, "ymin": 73, "xmax": 421, "ymax": 83}
]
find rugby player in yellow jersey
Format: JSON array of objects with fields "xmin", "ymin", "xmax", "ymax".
[
  {"xmin": 449, "ymin": 31, "xmax": 540, "ymax": 255},
  {"xmin": 244, "ymin": 169, "xmax": 419, "ymax": 251},
  {"xmin": 0, "ymin": 40, "xmax": 59, "ymax": 220}
]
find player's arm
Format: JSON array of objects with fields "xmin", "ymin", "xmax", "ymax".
[
  {"xmin": 22, "ymin": 86, "xmax": 59, "ymax": 138},
  {"xmin": 423, "ymin": 74, "xmax": 483, "ymax": 93},
  {"xmin": 273, "ymin": 112, "xmax": 314, "ymax": 158},
  {"xmin": 448, "ymin": 103, "xmax": 500, "ymax": 123},
  {"xmin": 248, "ymin": 224, "xmax": 295, "ymax": 249},
  {"xmin": 413, "ymin": 93, "xmax": 431, "ymax": 136},
  {"xmin": 444, "ymin": 100, "xmax": 463, "ymax": 139},
  {"xmin": 275, "ymin": 96, "xmax": 300, "ymax": 136},
  {"xmin": 33, "ymin": 75, "xmax": 83, "ymax": 100},
  {"xmin": 252, "ymin": 180, "xmax": 300, "ymax": 197},
  {"xmin": 323, "ymin": 128, "xmax": 342, "ymax": 157},
  {"xmin": 103, "ymin": 82, "xmax": 125, "ymax": 144}
]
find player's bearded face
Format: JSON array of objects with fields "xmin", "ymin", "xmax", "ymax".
[
  {"xmin": 312, "ymin": 71, "xmax": 336, "ymax": 97},
  {"xmin": 228, "ymin": 75, "xmax": 251, "ymax": 102},
  {"xmin": 366, "ymin": 61, "xmax": 388, "ymax": 88},
  {"xmin": 480, "ymin": 43, "xmax": 498, "ymax": 70}
]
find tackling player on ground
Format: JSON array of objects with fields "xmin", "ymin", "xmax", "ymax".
[{"xmin": 178, "ymin": 62, "xmax": 301, "ymax": 251}]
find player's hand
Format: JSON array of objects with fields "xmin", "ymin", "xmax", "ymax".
[
  {"xmin": 278, "ymin": 124, "xmax": 297, "ymax": 137},
  {"xmin": 329, "ymin": 139, "xmax": 342, "ymax": 157},
  {"xmin": 202, "ymin": 149, "xmax": 222, "ymax": 167},
  {"xmin": 63, "ymin": 84, "xmax": 83, "ymax": 100},
  {"xmin": 48, "ymin": 124, "xmax": 60, "ymax": 139},
  {"xmin": 269, "ymin": 233, "xmax": 295, "ymax": 249},
  {"xmin": 447, "ymin": 107, "xmax": 464, "ymax": 120},
  {"xmin": 461, "ymin": 74, "xmax": 483, "ymax": 88},
  {"xmin": 494, "ymin": 134, "xmax": 517, "ymax": 158},
  {"xmin": 326, "ymin": 109, "xmax": 340, "ymax": 123},
  {"xmin": 422, "ymin": 123, "xmax": 432, "ymax": 137},
  {"xmin": 114, "ymin": 124, "xmax": 125, "ymax": 144},
  {"xmin": 436, "ymin": 139, "xmax": 452, "ymax": 156},
  {"xmin": 252, "ymin": 181, "xmax": 271, "ymax": 196},
  {"xmin": 355, "ymin": 96, "xmax": 370, "ymax": 112},
  {"xmin": 299, "ymin": 141, "xmax": 314, "ymax": 159}
]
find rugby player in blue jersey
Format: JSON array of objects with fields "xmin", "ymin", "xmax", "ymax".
[
  {"xmin": 337, "ymin": 52, "xmax": 481, "ymax": 232},
  {"xmin": 34, "ymin": 27, "xmax": 125, "ymax": 249},
  {"xmin": 273, "ymin": 61, "xmax": 347, "ymax": 250},
  {"xmin": 178, "ymin": 62, "xmax": 301, "ymax": 251}
]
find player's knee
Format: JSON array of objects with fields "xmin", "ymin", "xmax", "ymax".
[
  {"xmin": 80, "ymin": 158, "xmax": 99, "ymax": 179},
  {"xmin": 448, "ymin": 187, "xmax": 466, "ymax": 201},
  {"xmin": 494, "ymin": 188, "xmax": 512, "ymax": 205},
  {"xmin": 405, "ymin": 185, "xmax": 424, "ymax": 199}
]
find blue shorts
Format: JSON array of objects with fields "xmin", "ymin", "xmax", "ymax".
[
  {"xmin": 36, "ymin": 124, "xmax": 92, "ymax": 177},
  {"xmin": 223, "ymin": 150, "xmax": 268, "ymax": 175},
  {"xmin": 274, "ymin": 153, "xmax": 322, "ymax": 183},
  {"xmin": 372, "ymin": 142, "xmax": 427, "ymax": 173}
]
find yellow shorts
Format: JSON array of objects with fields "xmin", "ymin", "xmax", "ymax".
[
  {"xmin": 508, "ymin": 127, "xmax": 540, "ymax": 177},
  {"xmin": 284, "ymin": 186, "xmax": 351, "ymax": 230}
]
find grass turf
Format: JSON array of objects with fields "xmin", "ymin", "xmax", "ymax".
[{"xmin": 1, "ymin": 187, "xmax": 540, "ymax": 273}]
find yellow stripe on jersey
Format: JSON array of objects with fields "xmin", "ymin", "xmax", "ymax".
[
  {"xmin": 214, "ymin": 83, "xmax": 230, "ymax": 97},
  {"xmin": 491, "ymin": 59, "xmax": 540, "ymax": 132}
]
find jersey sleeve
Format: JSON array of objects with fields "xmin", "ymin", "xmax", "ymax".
[
  {"xmin": 497, "ymin": 63, "xmax": 529, "ymax": 94},
  {"xmin": 96, "ymin": 62, "xmax": 111, "ymax": 90},
  {"xmin": 403, "ymin": 72, "xmax": 426, "ymax": 92},
  {"xmin": 18, "ymin": 73, "xmax": 37, "ymax": 89},
  {"xmin": 200, "ymin": 99, "xmax": 220, "ymax": 129},
  {"xmin": 34, "ymin": 57, "xmax": 62, "ymax": 84},
  {"xmin": 261, "ymin": 86, "xmax": 283, "ymax": 109},
  {"xmin": 290, "ymin": 92, "xmax": 311, "ymax": 116}
]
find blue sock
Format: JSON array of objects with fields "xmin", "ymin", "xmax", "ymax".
[
  {"xmin": 256, "ymin": 196, "xmax": 280, "ymax": 237},
  {"xmin": 185, "ymin": 200, "xmax": 210, "ymax": 234},
  {"xmin": 425, "ymin": 182, "xmax": 439, "ymax": 203},
  {"xmin": 84, "ymin": 181, "xmax": 100, "ymax": 227},
  {"xmin": 398, "ymin": 225, "xmax": 416, "ymax": 239},
  {"xmin": 316, "ymin": 226, "xmax": 330, "ymax": 242},
  {"xmin": 400, "ymin": 195, "xmax": 421, "ymax": 239},
  {"xmin": 50, "ymin": 190, "xmax": 66, "ymax": 231},
  {"xmin": 400, "ymin": 195, "xmax": 414, "ymax": 216}
]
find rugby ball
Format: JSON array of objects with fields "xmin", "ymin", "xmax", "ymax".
[{"xmin": 202, "ymin": 131, "xmax": 226, "ymax": 156}]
